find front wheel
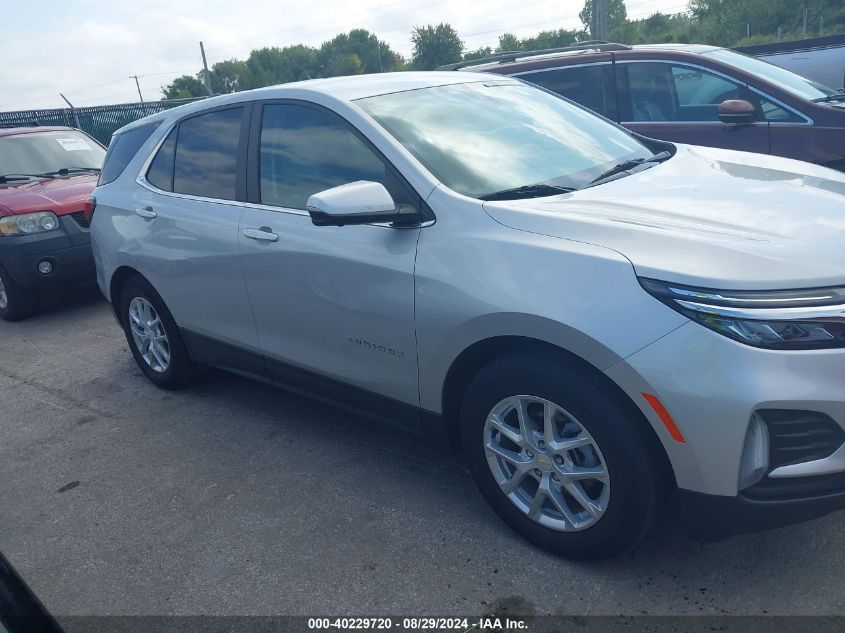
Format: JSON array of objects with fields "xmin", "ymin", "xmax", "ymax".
[
  {"xmin": 460, "ymin": 352, "xmax": 666, "ymax": 560},
  {"xmin": 119, "ymin": 277, "xmax": 195, "ymax": 389},
  {"xmin": 0, "ymin": 265, "xmax": 38, "ymax": 322}
]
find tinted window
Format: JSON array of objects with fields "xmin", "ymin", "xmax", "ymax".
[
  {"xmin": 759, "ymin": 96, "xmax": 803, "ymax": 122},
  {"xmin": 625, "ymin": 63, "xmax": 745, "ymax": 122},
  {"xmin": 173, "ymin": 107, "xmax": 243, "ymax": 200},
  {"xmin": 522, "ymin": 64, "xmax": 618, "ymax": 120},
  {"xmin": 100, "ymin": 125, "xmax": 155, "ymax": 185},
  {"xmin": 259, "ymin": 104, "xmax": 385, "ymax": 209},
  {"xmin": 146, "ymin": 127, "xmax": 177, "ymax": 191}
]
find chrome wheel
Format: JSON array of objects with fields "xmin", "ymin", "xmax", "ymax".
[
  {"xmin": 128, "ymin": 297, "xmax": 171, "ymax": 374},
  {"xmin": 0, "ymin": 276, "xmax": 7, "ymax": 310},
  {"xmin": 484, "ymin": 395, "xmax": 610, "ymax": 531}
]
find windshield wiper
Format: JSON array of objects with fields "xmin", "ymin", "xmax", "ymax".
[
  {"xmin": 0, "ymin": 173, "xmax": 57, "ymax": 183},
  {"xmin": 41, "ymin": 167, "xmax": 102, "ymax": 176},
  {"xmin": 812, "ymin": 92, "xmax": 845, "ymax": 103},
  {"xmin": 479, "ymin": 183, "xmax": 577, "ymax": 201},
  {"xmin": 586, "ymin": 151, "xmax": 672, "ymax": 187}
]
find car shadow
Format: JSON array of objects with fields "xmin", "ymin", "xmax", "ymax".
[{"xmin": 188, "ymin": 364, "xmax": 826, "ymax": 583}]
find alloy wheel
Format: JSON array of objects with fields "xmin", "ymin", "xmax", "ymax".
[
  {"xmin": 128, "ymin": 297, "xmax": 171, "ymax": 373},
  {"xmin": 484, "ymin": 395, "xmax": 610, "ymax": 531},
  {"xmin": 0, "ymin": 276, "xmax": 7, "ymax": 310}
]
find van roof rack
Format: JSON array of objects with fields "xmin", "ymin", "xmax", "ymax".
[{"xmin": 438, "ymin": 41, "xmax": 632, "ymax": 71}]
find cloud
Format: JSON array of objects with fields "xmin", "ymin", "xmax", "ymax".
[{"xmin": 1, "ymin": 0, "xmax": 682, "ymax": 111}]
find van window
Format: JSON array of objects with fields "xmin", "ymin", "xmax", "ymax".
[
  {"xmin": 173, "ymin": 107, "xmax": 243, "ymax": 200},
  {"xmin": 521, "ymin": 64, "xmax": 618, "ymax": 120}
]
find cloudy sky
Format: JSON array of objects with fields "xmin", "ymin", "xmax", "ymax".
[{"xmin": 2, "ymin": 0, "xmax": 687, "ymax": 111}]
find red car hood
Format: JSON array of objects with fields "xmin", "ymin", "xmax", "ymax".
[{"xmin": 0, "ymin": 174, "xmax": 98, "ymax": 217}]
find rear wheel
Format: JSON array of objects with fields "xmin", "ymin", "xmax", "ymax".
[
  {"xmin": 0, "ymin": 265, "xmax": 39, "ymax": 322},
  {"xmin": 460, "ymin": 352, "xmax": 666, "ymax": 560},
  {"xmin": 119, "ymin": 277, "xmax": 195, "ymax": 388}
]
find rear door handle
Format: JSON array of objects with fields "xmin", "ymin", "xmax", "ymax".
[
  {"xmin": 135, "ymin": 207, "xmax": 157, "ymax": 219},
  {"xmin": 242, "ymin": 227, "xmax": 279, "ymax": 242}
]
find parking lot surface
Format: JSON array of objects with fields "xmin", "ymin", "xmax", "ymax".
[{"xmin": 2, "ymin": 289, "xmax": 845, "ymax": 617}]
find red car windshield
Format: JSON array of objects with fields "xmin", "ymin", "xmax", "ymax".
[{"xmin": 0, "ymin": 130, "xmax": 105, "ymax": 180}]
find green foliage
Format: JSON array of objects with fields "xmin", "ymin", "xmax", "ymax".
[
  {"xmin": 318, "ymin": 29, "xmax": 404, "ymax": 76},
  {"xmin": 463, "ymin": 46, "xmax": 493, "ymax": 61},
  {"xmin": 410, "ymin": 23, "xmax": 464, "ymax": 69},
  {"xmin": 496, "ymin": 33, "xmax": 521, "ymax": 53},
  {"xmin": 579, "ymin": 0, "xmax": 629, "ymax": 33},
  {"xmin": 161, "ymin": 74, "xmax": 206, "ymax": 99},
  {"xmin": 162, "ymin": 2, "xmax": 845, "ymax": 99}
]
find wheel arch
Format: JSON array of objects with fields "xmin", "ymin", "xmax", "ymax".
[
  {"xmin": 108, "ymin": 266, "xmax": 148, "ymax": 318},
  {"xmin": 439, "ymin": 335, "xmax": 676, "ymax": 488}
]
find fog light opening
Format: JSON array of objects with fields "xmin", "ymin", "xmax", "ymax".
[
  {"xmin": 739, "ymin": 413, "xmax": 770, "ymax": 491},
  {"xmin": 37, "ymin": 260, "xmax": 53, "ymax": 275}
]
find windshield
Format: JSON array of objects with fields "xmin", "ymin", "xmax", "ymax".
[
  {"xmin": 0, "ymin": 130, "xmax": 105, "ymax": 180},
  {"xmin": 702, "ymin": 48, "xmax": 839, "ymax": 101},
  {"xmin": 357, "ymin": 81, "xmax": 656, "ymax": 199}
]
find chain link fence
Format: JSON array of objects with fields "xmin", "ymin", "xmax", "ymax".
[{"xmin": 0, "ymin": 98, "xmax": 205, "ymax": 146}]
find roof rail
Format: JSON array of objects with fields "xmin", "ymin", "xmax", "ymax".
[{"xmin": 438, "ymin": 41, "xmax": 632, "ymax": 71}]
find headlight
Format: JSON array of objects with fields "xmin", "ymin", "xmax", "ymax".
[
  {"xmin": 639, "ymin": 278, "xmax": 845, "ymax": 350},
  {"xmin": 0, "ymin": 211, "xmax": 60, "ymax": 236}
]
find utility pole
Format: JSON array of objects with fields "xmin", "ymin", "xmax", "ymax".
[
  {"xmin": 59, "ymin": 93, "xmax": 81, "ymax": 130},
  {"xmin": 130, "ymin": 75, "xmax": 144, "ymax": 103},
  {"xmin": 199, "ymin": 41, "xmax": 213, "ymax": 96},
  {"xmin": 803, "ymin": 7, "xmax": 808, "ymax": 36},
  {"xmin": 591, "ymin": 0, "xmax": 609, "ymax": 41}
]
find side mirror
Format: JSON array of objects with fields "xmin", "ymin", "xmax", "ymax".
[
  {"xmin": 306, "ymin": 181, "xmax": 420, "ymax": 227},
  {"xmin": 718, "ymin": 99, "xmax": 757, "ymax": 124}
]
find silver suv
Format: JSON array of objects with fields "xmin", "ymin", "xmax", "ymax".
[{"xmin": 91, "ymin": 72, "xmax": 845, "ymax": 560}]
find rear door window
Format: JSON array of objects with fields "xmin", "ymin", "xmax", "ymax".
[
  {"xmin": 99, "ymin": 124, "xmax": 157, "ymax": 185},
  {"xmin": 146, "ymin": 127, "xmax": 177, "ymax": 191},
  {"xmin": 520, "ymin": 64, "xmax": 618, "ymax": 120},
  {"xmin": 172, "ymin": 107, "xmax": 244, "ymax": 200}
]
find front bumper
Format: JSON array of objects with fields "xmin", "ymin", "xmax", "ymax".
[
  {"xmin": 679, "ymin": 484, "xmax": 845, "ymax": 540},
  {"xmin": 606, "ymin": 320, "xmax": 845, "ymax": 536},
  {"xmin": 0, "ymin": 214, "xmax": 94, "ymax": 289}
]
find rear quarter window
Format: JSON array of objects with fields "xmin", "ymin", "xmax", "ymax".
[{"xmin": 99, "ymin": 123, "xmax": 159, "ymax": 186}]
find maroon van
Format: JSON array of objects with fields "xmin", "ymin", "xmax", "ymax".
[{"xmin": 445, "ymin": 42, "xmax": 845, "ymax": 171}]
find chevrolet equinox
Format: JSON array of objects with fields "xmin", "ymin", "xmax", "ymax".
[{"xmin": 90, "ymin": 72, "xmax": 845, "ymax": 560}]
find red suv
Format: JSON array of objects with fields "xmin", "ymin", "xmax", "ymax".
[
  {"xmin": 446, "ymin": 42, "xmax": 845, "ymax": 171},
  {"xmin": 0, "ymin": 127, "xmax": 105, "ymax": 320}
]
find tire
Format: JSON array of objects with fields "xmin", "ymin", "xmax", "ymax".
[
  {"xmin": 119, "ymin": 276, "xmax": 195, "ymax": 389},
  {"xmin": 459, "ymin": 351, "xmax": 666, "ymax": 561},
  {"xmin": 0, "ymin": 265, "xmax": 39, "ymax": 322}
]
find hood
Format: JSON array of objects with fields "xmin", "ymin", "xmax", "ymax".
[
  {"xmin": 0, "ymin": 174, "xmax": 98, "ymax": 217},
  {"xmin": 483, "ymin": 144, "xmax": 845, "ymax": 290}
]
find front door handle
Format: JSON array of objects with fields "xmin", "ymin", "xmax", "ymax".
[
  {"xmin": 135, "ymin": 207, "xmax": 157, "ymax": 219},
  {"xmin": 242, "ymin": 227, "xmax": 279, "ymax": 242}
]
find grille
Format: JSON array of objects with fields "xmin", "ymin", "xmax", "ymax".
[
  {"xmin": 70, "ymin": 211, "xmax": 90, "ymax": 228},
  {"xmin": 760, "ymin": 409, "xmax": 845, "ymax": 470}
]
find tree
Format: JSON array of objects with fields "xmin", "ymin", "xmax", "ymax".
[
  {"xmin": 579, "ymin": 0, "xmax": 629, "ymax": 39},
  {"xmin": 210, "ymin": 59, "xmax": 253, "ymax": 93},
  {"xmin": 246, "ymin": 45, "xmax": 318, "ymax": 86},
  {"xmin": 496, "ymin": 33, "xmax": 521, "ymax": 52},
  {"xmin": 319, "ymin": 29, "xmax": 404, "ymax": 76},
  {"xmin": 161, "ymin": 74, "xmax": 206, "ymax": 99},
  {"xmin": 410, "ymin": 23, "xmax": 463, "ymax": 70},
  {"xmin": 463, "ymin": 46, "xmax": 493, "ymax": 61},
  {"xmin": 521, "ymin": 27, "xmax": 587, "ymax": 50}
]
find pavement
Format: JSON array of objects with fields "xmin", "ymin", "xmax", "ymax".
[{"xmin": 2, "ymin": 287, "xmax": 845, "ymax": 617}]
